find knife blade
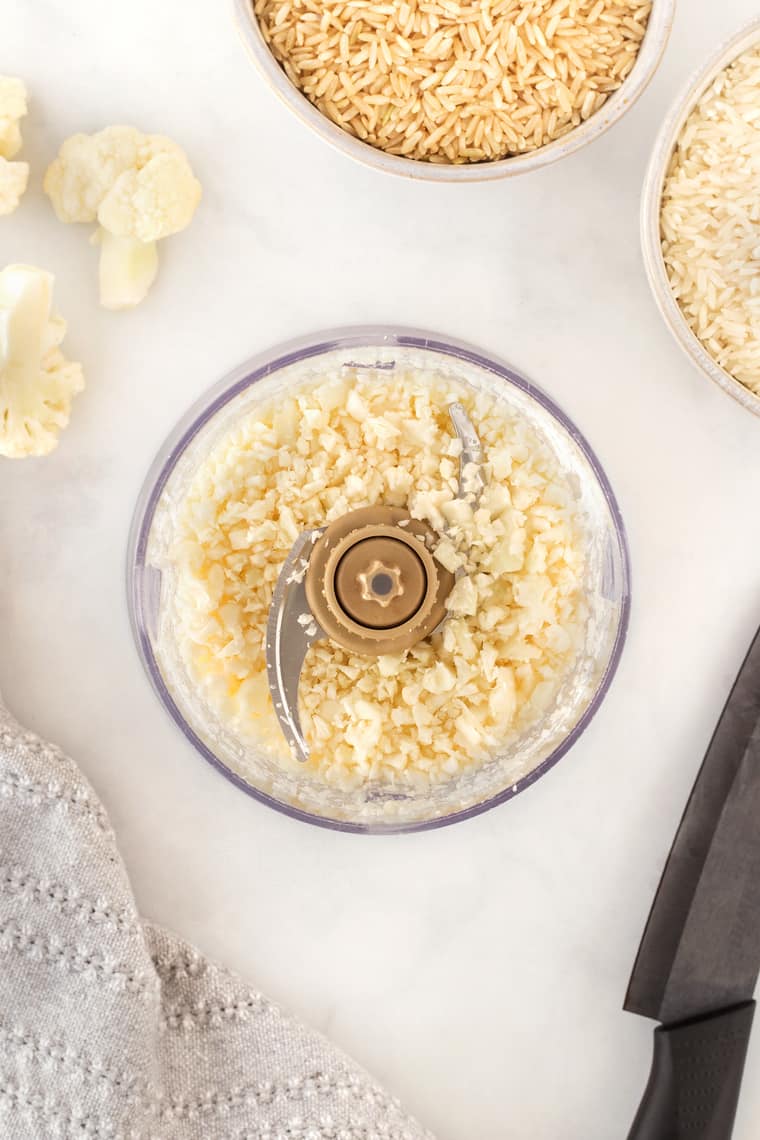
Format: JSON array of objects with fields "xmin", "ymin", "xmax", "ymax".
[{"xmin": 624, "ymin": 625, "xmax": 760, "ymax": 1140}]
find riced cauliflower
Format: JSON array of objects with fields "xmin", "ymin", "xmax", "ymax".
[
  {"xmin": 0, "ymin": 76, "xmax": 29, "ymax": 216},
  {"xmin": 167, "ymin": 371, "xmax": 588, "ymax": 789},
  {"xmin": 0, "ymin": 264, "xmax": 85, "ymax": 459},
  {"xmin": 44, "ymin": 126, "xmax": 202, "ymax": 309}
]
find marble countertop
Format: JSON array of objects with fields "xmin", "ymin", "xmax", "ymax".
[{"xmin": 3, "ymin": 1, "xmax": 760, "ymax": 1136}]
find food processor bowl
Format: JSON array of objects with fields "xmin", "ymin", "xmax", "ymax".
[{"xmin": 127, "ymin": 328, "xmax": 630, "ymax": 833}]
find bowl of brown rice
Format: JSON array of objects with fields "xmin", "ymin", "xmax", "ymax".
[
  {"xmin": 235, "ymin": 0, "xmax": 674, "ymax": 181},
  {"xmin": 642, "ymin": 16, "xmax": 760, "ymax": 417}
]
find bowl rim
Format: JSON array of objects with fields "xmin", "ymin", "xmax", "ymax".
[
  {"xmin": 233, "ymin": 0, "xmax": 675, "ymax": 183},
  {"xmin": 640, "ymin": 14, "xmax": 760, "ymax": 418},
  {"xmin": 127, "ymin": 326, "xmax": 631, "ymax": 835}
]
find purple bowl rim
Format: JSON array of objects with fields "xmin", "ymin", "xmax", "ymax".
[{"xmin": 126, "ymin": 326, "xmax": 631, "ymax": 835}]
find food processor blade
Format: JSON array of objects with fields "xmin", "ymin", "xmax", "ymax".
[
  {"xmin": 265, "ymin": 528, "xmax": 325, "ymax": 762},
  {"xmin": 450, "ymin": 401, "xmax": 485, "ymax": 501},
  {"xmin": 265, "ymin": 403, "xmax": 484, "ymax": 763}
]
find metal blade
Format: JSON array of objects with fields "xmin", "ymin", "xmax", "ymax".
[
  {"xmin": 449, "ymin": 402, "xmax": 485, "ymax": 501},
  {"xmin": 266, "ymin": 528, "xmax": 324, "ymax": 763},
  {"xmin": 625, "ymin": 625, "xmax": 760, "ymax": 1024}
]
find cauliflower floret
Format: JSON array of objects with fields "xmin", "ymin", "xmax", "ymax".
[
  {"xmin": 43, "ymin": 126, "xmax": 185, "ymax": 222},
  {"xmin": 0, "ymin": 265, "xmax": 85, "ymax": 458},
  {"xmin": 0, "ymin": 157, "xmax": 29, "ymax": 216},
  {"xmin": 44, "ymin": 126, "xmax": 202, "ymax": 310},
  {"xmin": 98, "ymin": 150, "xmax": 202, "ymax": 241},
  {"xmin": 0, "ymin": 77, "xmax": 29, "ymax": 216},
  {"xmin": 0, "ymin": 76, "xmax": 27, "ymax": 160}
]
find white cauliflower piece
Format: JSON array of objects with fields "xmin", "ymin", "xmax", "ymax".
[
  {"xmin": 422, "ymin": 661, "xmax": 456, "ymax": 694},
  {"xmin": 95, "ymin": 228, "xmax": 158, "ymax": 311},
  {"xmin": 44, "ymin": 126, "xmax": 202, "ymax": 310},
  {"xmin": 0, "ymin": 76, "xmax": 27, "ymax": 159},
  {"xmin": 433, "ymin": 536, "xmax": 465, "ymax": 573},
  {"xmin": 0, "ymin": 77, "xmax": 29, "ymax": 216},
  {"xmin": 0, "ymin": 157, "xmax": 29, "ymax": 216},
  {"xmin": 44, "ymin": 126, "xmax": 184, "ymax": 222},
  {"xmin": 445, "ymin": 575, "xmax": 478, "ymax": 617},
  {"xmin": 0, "ymin": 264, "xmax": 85, "ymax": 458},
  {"xmin": 97, "ymin": 151, "xmax": 202, "ymax": 241}
]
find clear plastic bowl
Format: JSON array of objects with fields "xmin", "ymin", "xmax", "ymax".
[
  {"xmin": 127, "ymin": 328, "xmax": 630, "ymax": 833},
  {"xmin": 234, "ymin": 0, "xmax": 674, "ymax": 183},
  {"xmin": 641, "ymin": 16, "xmax": 760, "ymax": 418}
]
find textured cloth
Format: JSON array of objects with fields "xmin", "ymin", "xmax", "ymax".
[{"xmin": 0, "ymin": 701, "xmax": 433, "ymax": 1140}]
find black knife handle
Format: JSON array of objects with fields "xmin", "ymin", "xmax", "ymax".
[{"xmin": 627, "ymin": 1002, "xmax": 755, "ymax": 1140}]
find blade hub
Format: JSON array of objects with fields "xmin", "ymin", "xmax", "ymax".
[
  {"xmin": 305, "ymin": 505, "xmax": 454, "ymax": 655},
  {"xmin": 350, "ymin": 553, "xmax": 414, "ymax": 618}
]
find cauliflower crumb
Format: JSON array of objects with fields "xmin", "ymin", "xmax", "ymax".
[
  {"xmin": 433, "ymin": 536, "xmax": 465, "ymax": 573},
  {"xmin": 167, "ymin": 370, "xmax": 588, "ymax": 788},
  {"xmin": 446, "ymin": 575, "xmax": 479, "ymax": 618}
]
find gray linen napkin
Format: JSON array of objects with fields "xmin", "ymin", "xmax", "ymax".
[{"xmin": 0, "ymin": 699, "xmax": 434, "ymax": 1140}]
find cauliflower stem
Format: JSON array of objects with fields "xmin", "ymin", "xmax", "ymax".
[{"xmin": 96, "ymin": 228, "xmax": 158, "ymax": 311}]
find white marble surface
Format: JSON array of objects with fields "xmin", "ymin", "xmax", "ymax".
[{"xmin": 2, "ymin": 0, "xmax": 760, "ymax": 1136}]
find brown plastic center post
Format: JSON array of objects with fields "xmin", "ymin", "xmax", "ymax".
[{"xmin": 305, "ymin": 506, "xmax": 455, "ymax": 656}]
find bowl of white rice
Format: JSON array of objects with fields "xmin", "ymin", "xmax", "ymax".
[
  {"xmin": 234, "ymin": 0, "xmax": 673, "ymax": 181},
  {"xmin": 642, "ymin": 16, "xmax": 760, "ymax": 416}
]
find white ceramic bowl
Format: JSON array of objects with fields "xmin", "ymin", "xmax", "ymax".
[
  {"xmin": 234, "ymin": 0, "xmax": 674, "ymax": 183},
  {"xmin": 641, "ymin": 16, "xmax": 760, "ymax": 418}
]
